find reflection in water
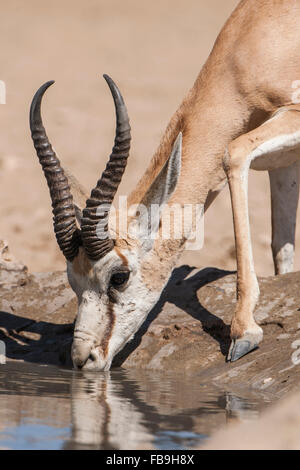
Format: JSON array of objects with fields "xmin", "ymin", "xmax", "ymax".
[
  {"xmin": 68, "ymin": 372, "xmax": 153, "ymax": 449},
  {"xmin": 0, "ymin": 362, "xmax": 273, "ymax": 450}
]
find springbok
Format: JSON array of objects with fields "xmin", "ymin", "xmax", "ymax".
[{"xmin": 30, "ymin": 0, "xmax": 300, "ymax": 370}]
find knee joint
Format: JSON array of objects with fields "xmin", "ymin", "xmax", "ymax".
[{"xmin": 223, "ymin": 143, "xmax": 248, "ymax": 175}]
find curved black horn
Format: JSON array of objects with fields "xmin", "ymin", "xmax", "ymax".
[
  {"xmin": 81, "ymin": 75, "xmax": 131, "ymax": 261},
  {"xmin": 30, "ymin": 81, "xmax": 80, "ymax": 261}
]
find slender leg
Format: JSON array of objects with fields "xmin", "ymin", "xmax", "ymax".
[
  {"xmin": 224, "ymin": 147, "xmax": 262, "ymax": 361},
  {"xmin": 223, "ymin": 105, "xmax": 300, "ymax": 361},
  {"xmin": 269, "ymin": 162, "xmax": 299, "ymax": 275}
]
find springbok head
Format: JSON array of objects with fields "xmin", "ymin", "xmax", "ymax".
[{"xmin": 30, "ymin": 76, "xmax": 182, "ymax": 370}]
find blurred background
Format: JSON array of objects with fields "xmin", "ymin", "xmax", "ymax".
[{"xmin": 0, "ymin": 0, "xmax": 297, "ymax": 276}]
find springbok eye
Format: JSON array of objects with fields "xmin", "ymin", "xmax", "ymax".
[{"xmin": 110, "ymin": 271, "xmax": 130, "ymax": 289}]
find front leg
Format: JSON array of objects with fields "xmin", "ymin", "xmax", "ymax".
[
  {"xmin": 223, "ymin": 105, "xmax": 300, "ymax": 361},
  {"xmin": 224, "ymin": 144, "xmax": 262, "ymax": 362}
]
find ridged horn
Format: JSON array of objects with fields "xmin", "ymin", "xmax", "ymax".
[
  {"xmin": 81, "ymin": 75, "xmax": 131, "ymax": 261},
  {"xmin": 30, "ymin": 81, "xmax": 80, "ymax": 261}
]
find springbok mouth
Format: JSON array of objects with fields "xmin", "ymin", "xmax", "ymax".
[
  {"xmin": 74, "ymin": 359, "xmax": 112, "ymax": 372},
  {"xmin": 72, "ymin": 339, "xmax": 112, "ymax": 371}
]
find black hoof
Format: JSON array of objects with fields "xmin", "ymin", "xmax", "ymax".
[{"xmin": 227, "ymin": 336, "xmax": 260, "ymax": 362}]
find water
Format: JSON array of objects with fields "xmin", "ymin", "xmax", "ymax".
[{"xmin": 0, "ymin": 361, "xmax": 273, "ymax": 450}]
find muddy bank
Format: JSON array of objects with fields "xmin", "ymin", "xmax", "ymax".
[{"xmin": 0, "ymin": 245, "xmax": 300, "ymax": 400}]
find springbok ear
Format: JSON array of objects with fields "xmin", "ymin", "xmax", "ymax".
[{"xmin": 129, "ymin": 132, "xmax": 182, "ymax": 250}]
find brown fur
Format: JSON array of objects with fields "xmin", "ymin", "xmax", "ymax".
[
  {"xmin": 100, "ymin": 301, "xmax": 115, "ymax": 357},
  {"xmin": 114, "ymin": 246, "xmax": 129, "ymax": 267},
  {"xmin": 129, "ymin": 0, "xmax": 300, "ymax": 213},
  {"xmin": 72, "ymin": 247, "xmax": 92, "ymax": 277}
]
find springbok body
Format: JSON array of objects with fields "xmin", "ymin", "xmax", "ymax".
[{"xmin": 31, "ymin": 0, "xmax": 300, "ymax": 369}]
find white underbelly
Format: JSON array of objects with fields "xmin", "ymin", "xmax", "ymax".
[
  {"xmin": 248, "ymin": 127, "xmax": 300, "ymax": 171},
  {"xmin": 250, "ymin": 148, "xmax": 300, "ymax": 171}
]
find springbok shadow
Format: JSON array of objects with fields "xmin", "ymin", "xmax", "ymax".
[
  {"xmin": 0, "ymin": 310, "xmax": 74, "ymax": 366},
  {"xmin": 114, "ymin": 265, "xmax": 234, "ymax": 366}
]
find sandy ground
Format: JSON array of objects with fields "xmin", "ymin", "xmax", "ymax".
[
  {"xmin": 201, "ymin": 390, "xmax": 300, "ymax": 450},
  {"xmin": 0, "ymin": 0, "xmax": 298, "ymax": 275}
]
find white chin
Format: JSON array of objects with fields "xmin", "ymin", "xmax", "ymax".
[
  {"xmin": 79, "ymin": 358, "xmax": 111, "ymax": 371},
  {"xmin": 75, "ymin": 350, "xmax": 113, "ymax": 372}
]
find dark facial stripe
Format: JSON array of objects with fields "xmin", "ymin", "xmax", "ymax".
[
  {"xmin": 98, "ymin": 248, "xmax": 127, "ymax": 358},
  {"xmin": 100, "ymin": 301, "xmax": 115, "ymax": 357}
]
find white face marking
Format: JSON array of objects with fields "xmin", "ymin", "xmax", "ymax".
[{"xmin": 67, "ymin": 248, "xmax": 164, "ymax": 371}]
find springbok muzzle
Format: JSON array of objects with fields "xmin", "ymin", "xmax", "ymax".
[{"xmin": 72, "ymin": 337, "xmax": 110, "ymax": 371}]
